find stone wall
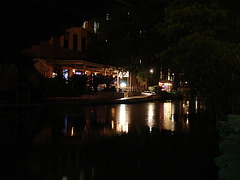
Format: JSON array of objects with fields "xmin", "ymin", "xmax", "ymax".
[
  {"xmin": 48, "ymin": 92, "xmax": 124, "ymax": 101},
  {"xmin": 215, "ymin": 115, "xmax": 240, "ymax": 180}
]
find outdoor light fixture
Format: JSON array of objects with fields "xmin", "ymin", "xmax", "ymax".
[
  {"xmin": 150, "ymin": 69, "xmax": 153, "ymax": 74},
  {"xmin": 120, "ymin": 82, "xmax": 126, "ymax": 88}
]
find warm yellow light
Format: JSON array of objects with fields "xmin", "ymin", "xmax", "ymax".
[
  {"xmin": 71, "ymin": 127, "xmax": 74, "ymax": 136},
  {"xmin": 148, "ymin": 103, "xmax": 154, "ymax": 131},
  {"xmin": 150, "ymin": 69, "xmax": 153, "ymax": 73},
  {"xmin": 116, "ymin": 104, "xmax": 129, "ymax": 133},
  {"xmin": 163, "ymin": 102, "xmax": 175, "ymax": 132},
  {"xmin": 111, "ymin": 121, "xmax": 114, "ymax": 129}
]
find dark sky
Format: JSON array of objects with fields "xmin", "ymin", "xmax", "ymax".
[{"xmin": 0, "ymin": 0, "xmax": 138, "ymax": 57}]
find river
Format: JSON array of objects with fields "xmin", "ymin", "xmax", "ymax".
[{"xmin": 1, "ymin": 100, "xmax": 218, "ymax": 180}]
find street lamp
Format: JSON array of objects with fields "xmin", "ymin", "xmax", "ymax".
[{"xmin": 150, "ymin": 69, "xmax": 153, "ymax": 74}]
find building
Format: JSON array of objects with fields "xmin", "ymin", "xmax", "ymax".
[
  {"xmin": 27, "ymin": 20, "xmax": 118, "ymax": 89},
  {"xmin": 159, "ymin": 68, "xmax": 173, "ymax": 92},
  {"xmin": 28, "ymin": 21, "xmax": 98, "ymax": 61},
  {"xmin": 26, "ymin": 20, "xmax": 147, "ymax": 93}
]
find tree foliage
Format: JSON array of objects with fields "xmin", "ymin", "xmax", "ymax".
[
  {"xmin": 88, "ymin": 0, "xmax": 240, "ymax": 116},
  {"xmin": 156, "ymin": 0, "xmax": 240, "ymax": 117},
  {"xmin": 87, "ymin": 0, "xmax": 168, "ymax": 82}
]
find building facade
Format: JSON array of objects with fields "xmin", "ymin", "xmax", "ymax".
[{"xmin": 27, "ymin": 20, "xmax": 146, "ymax": 93}]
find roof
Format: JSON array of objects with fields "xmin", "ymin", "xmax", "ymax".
[{"xmin": 0, "ymin": 0, "xmax": 138, "ymax": 58}]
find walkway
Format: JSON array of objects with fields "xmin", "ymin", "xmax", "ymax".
[
  {"xmin": 0, "ymin": 93, "xmax": 158, "ymax": 108},
  {"xmin": 113, "ymin": 93, "xmax": 158, "ymax": 104}
]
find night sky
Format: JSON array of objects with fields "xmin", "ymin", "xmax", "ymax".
[{"xmin": 0, "ymin": 0, "xmax": 137, "ymax": 58}]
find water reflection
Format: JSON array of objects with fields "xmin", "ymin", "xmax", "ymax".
[
  {"xmin": 162, "ymin": 101, "xmax": 175, "ymax": 132},
  {"xmin": 116, "ymin": 104, "xmax": 129, "ymax": 133},
  {"xmin": 147, "ymin": 103, "xmax": 154, "ymax": 132},
  {"xmin": 1, "ymin": 100, "xmax": 200, "ymax": 145},
  {"xmin": 57, "ymin": 101, "xmax": 193, "ymax": 140},
  {"xmin": 0, "ymin": 100, "xmax": 217, "ymax": 180}
]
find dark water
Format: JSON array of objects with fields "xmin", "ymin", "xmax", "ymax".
[{"xmin": 1, "ymin": 100, "xmax": 218, "ymax": 180}]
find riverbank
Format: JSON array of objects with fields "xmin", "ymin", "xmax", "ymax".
[
  {"xmin": 46, "ymin": 92, "xmax": 159, "ymax": 106},
  {"xmin": 0, "ymin": 92, "xmax": 159, "ymax": 109}
]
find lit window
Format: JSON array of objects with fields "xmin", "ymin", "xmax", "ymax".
[
  {"xmin": 63, "ymin": 69, "xmax": 68, "ymax": 80},
  {"xmin": 94, "ymin": 21, "xmax": 99, "ymax": 33},
  {"xmin": 82, "ymin": 21, "xmax": 87, "ymax": 29},
  {"xmin": 106, "ymin": 14, "xmax": 110, "ymax": 21}
]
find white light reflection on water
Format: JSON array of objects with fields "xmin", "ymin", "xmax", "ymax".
[
  {"xmin": 147, "ymin": 103, "xmax": 154, "ymax": 132},
  {"xmin": 116, "ymin": 104, "xmax": 129, "ymax": 133},
  {"xmin": 62, "ymin": 101, "xmax": 193, "ymax": 138},
  {"xmin": 162, "ymin": 101, "xmax": 175, "ymax": 132}
]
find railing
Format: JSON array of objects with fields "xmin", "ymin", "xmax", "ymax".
[{"xmin": 34, "ymin": 58, "xmax": 50, "ymax": 78}]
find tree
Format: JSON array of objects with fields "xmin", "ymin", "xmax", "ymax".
[
  {"xmin": 87, "ymin": 0, "xmax": 168, "ymax": 83},
  {"xmin": 156, "ymin": 0, "xmax": 240, "ymax": 118}
]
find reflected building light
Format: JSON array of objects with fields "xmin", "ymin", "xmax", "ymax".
[
  {"xmin": 148, "ymin": 103, "xmax": 154, "ymax": 131},
  {"xmin": 111, "ymin": 120, "xmax": 114, "ymax": 129},
  {"xmin": 163, "ymin": 102, "xmax": 175, "ymax": 131},
  {"xmin": 62, "ymin": 115, "xmax": 68, "ymax": 134},
  {"xmin": 117, "ymin": 123, "xmax": 128, "ymax": 133},
  {"xmin": 117, "ymin": 104, "xmax": 129, "ymax": 133},
  {"xmin": 171, "ymin": 103, "xmax": 175, "ymax": 121},
  {"xmin": 195, "ymin": 98, "xmax": 198, "ymax": 113},
  {"xmin": 183, "ymin": 101, "xmax": 190, "ymax": 115},
  {"xmin": 111, "ymin": 108, "xmax": 115, "ymax": 118},
  {"xmin": 71, "ymin": 127, "xmax": 74, "ymax": 136},
  {"xmin": 171, "ymin": 122, "xmax": 174, "ymax": 132},
  {"xmin": 62, "ymin": 176, "xmax": 68, "ymax": 180},
  {"xmin": 164, "ymin": 102, "xmax": 171, "ymax": 121}
]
